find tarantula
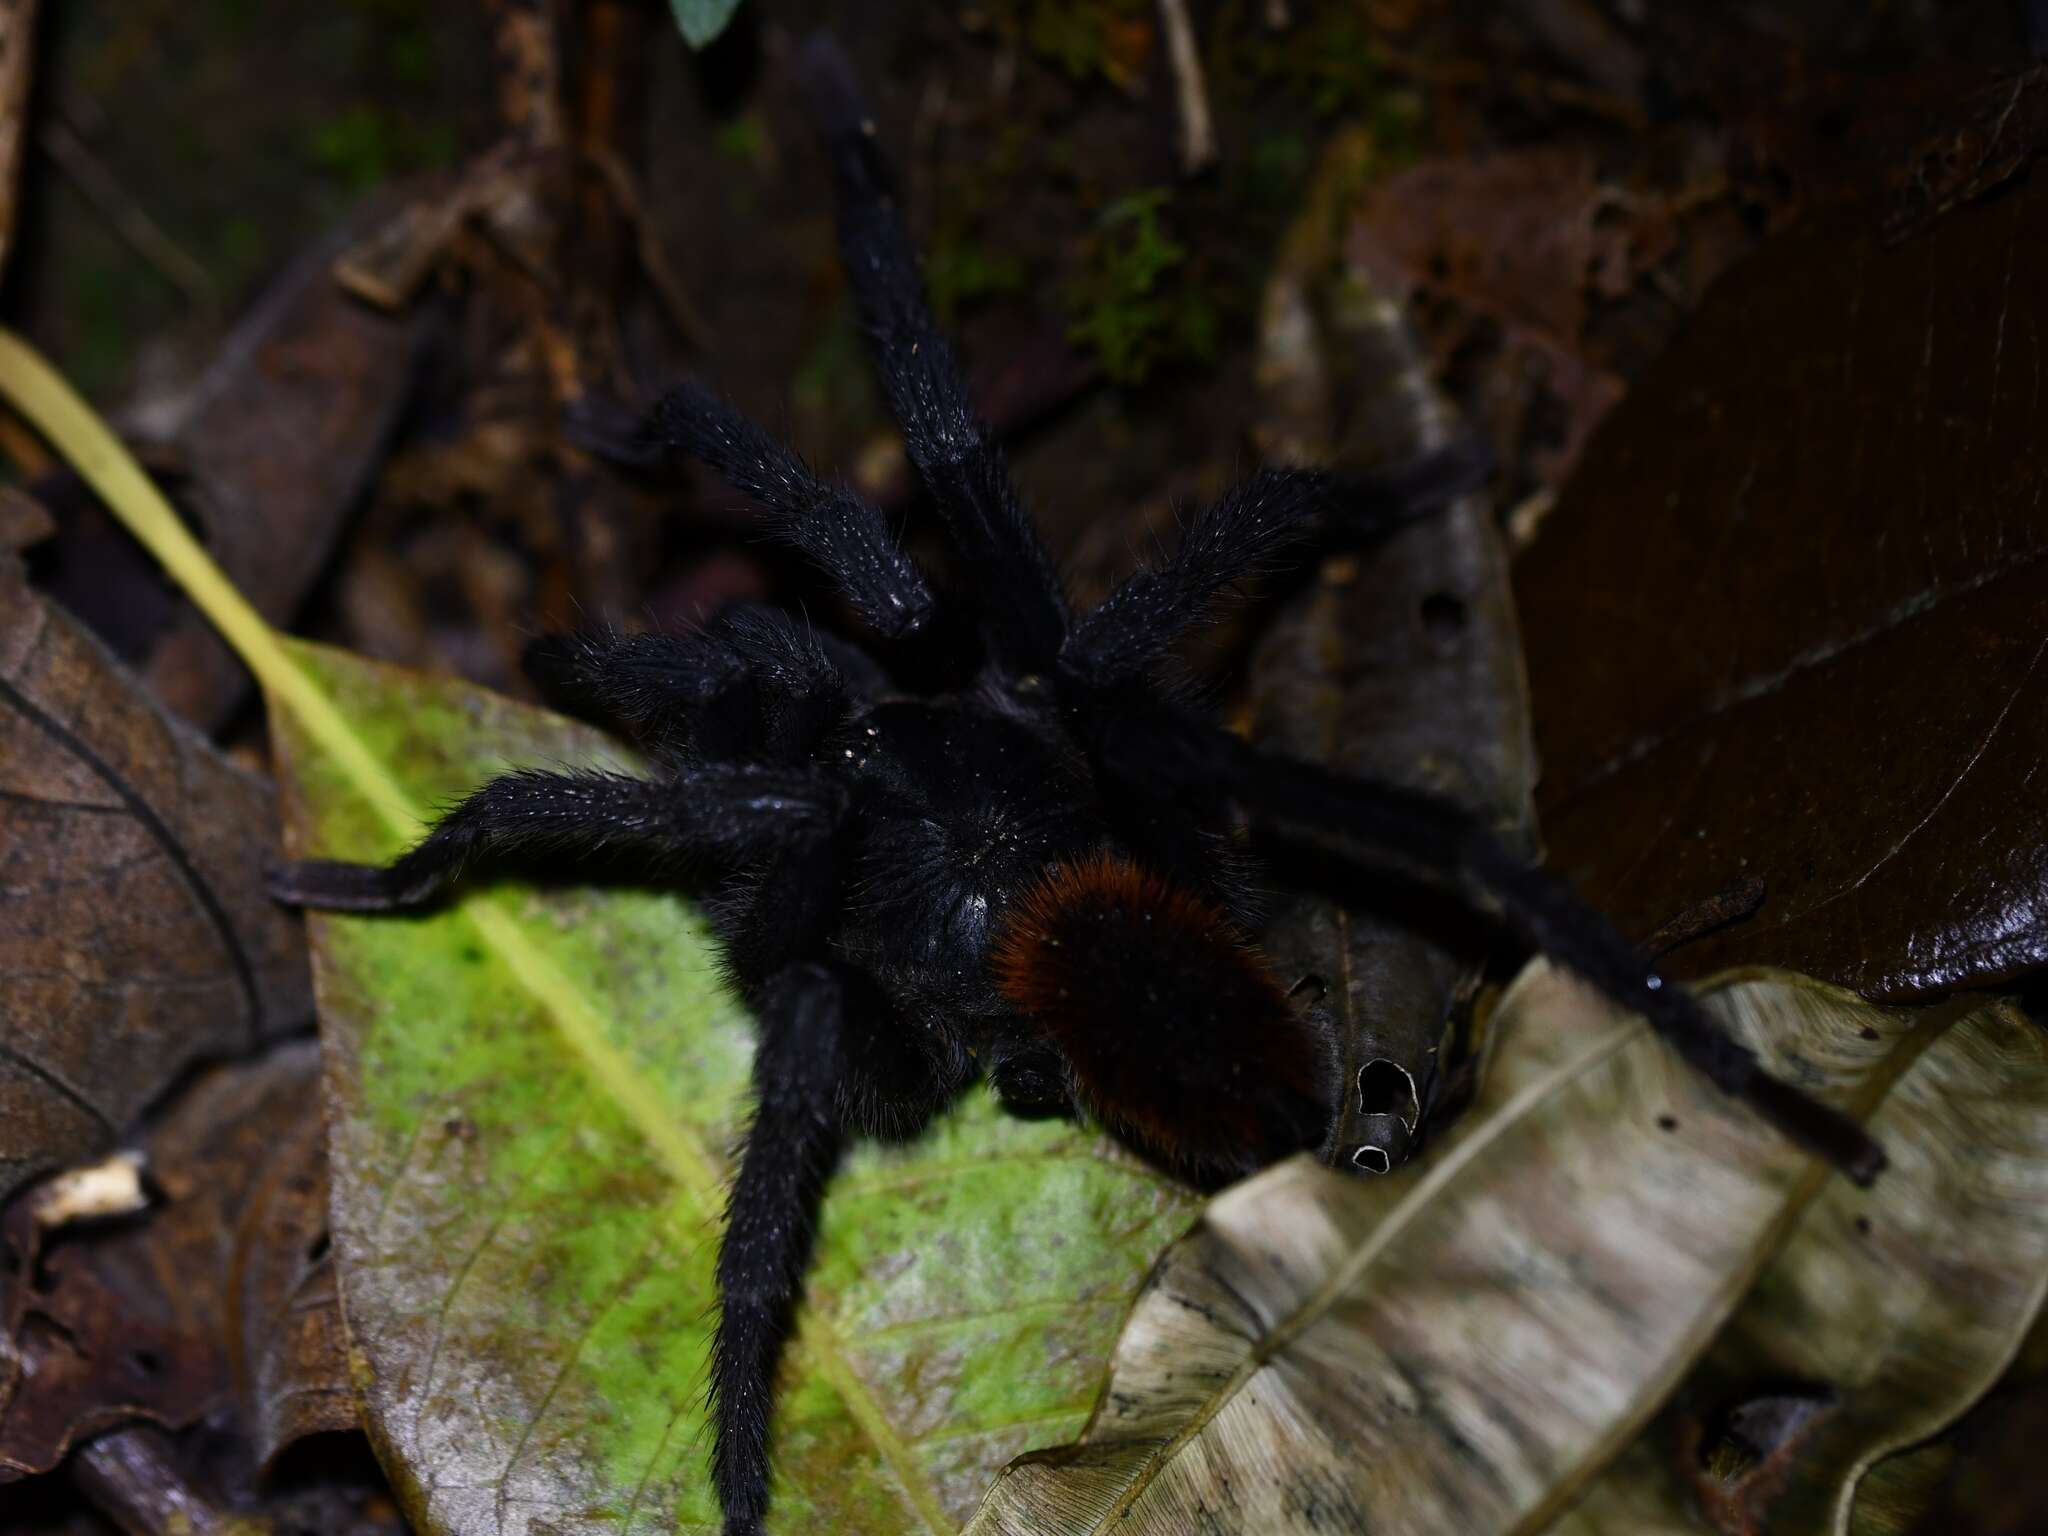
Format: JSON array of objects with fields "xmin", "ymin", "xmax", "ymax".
[{"xmin": 273, "ymin": 35, "xmax": 1883, "ymax": 1536}]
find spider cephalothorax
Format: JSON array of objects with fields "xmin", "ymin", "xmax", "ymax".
[{"xmin": 274, "ymin": 35, "xmax": 1883, "ymax": 1536}]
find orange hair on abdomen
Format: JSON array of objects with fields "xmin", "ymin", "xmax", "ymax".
[{"xmin": 991, "ymin": 851, "xmax": 1330, "ymax": 1178}]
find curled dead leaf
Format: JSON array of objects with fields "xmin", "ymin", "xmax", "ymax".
[{"xmin": 1248, "ymin": 127, "xmax": 1537, "ymax": 1178}]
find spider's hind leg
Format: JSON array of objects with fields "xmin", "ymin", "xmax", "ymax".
[
  {"xmin": 709, "ymin": 959, "xmax": 961, "ymax": 1535},
  {"xmin": 1091, "ymin": 703, "xmax": 1888, "ymax": 1185}
]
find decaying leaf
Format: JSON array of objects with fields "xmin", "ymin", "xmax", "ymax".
[
  {"xmin": 139, "ymin": 213, "xmax": 431, "ymax": 731},
  {"xmin": 272, "ymin": 644, "xmax": 1201, "ymax": 1534},
  {"xmin": 961, "ymin": 965, "xmax": 1990, "ymax": 1536},
  {"xmin": 65, "ymin": 1419, "xmax": 407, "ymax": 1536},
  {"xmin": 230, "ymin": 1076, "xmax": 353, "ymax": 1472},
  {"xmin": 1248, "ymin": 127, "xmax": 1538, "ymax": 1176},
  {"xmin": 1519, "ymin": 155, "xmax": 2048, "ymax": 1002},
  {"xmin": 0, "ymin": 555, "xmax": 311, "ymax": 1207},
  {"xmin": 1883, "ymin": 64, "xmax": 2048, "ymax": 242},
  {"xmin": 0, "ymin": 1042, "xmax": 328, "ymax": 1479},
  {"xmin": 1555, "ymin": 992, "xmax": 2048, "ymax": 1534}
]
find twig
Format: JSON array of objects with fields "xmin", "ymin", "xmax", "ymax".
[
  {"xmin": 1640, "ymin": 874, "xmax": 1767, "ymax": 960},
  {"xmin": 580, "ymin": 143, "xmax": 712, "ymax": 348},
  {"xmin": 39, "ymin": 117, "xmax": 218, "ymax": 309},
  {"xmin": 0, "ymin": 0, "xmax": 36, "ymax": 284},
  {"xmin": 1156, "ymin": 0, "xmax": 1217, "ymax": 177}
]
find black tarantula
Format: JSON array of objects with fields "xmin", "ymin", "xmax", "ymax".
[{"xmin": 273, "ymin": 35, "xmax": 1884, "ymax": 1536}]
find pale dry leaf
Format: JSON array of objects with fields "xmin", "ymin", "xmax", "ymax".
[
  {"xmin": 1555, "ymin": 992, "xmax": 2048, "ymax": 1535},
  {"xmin": 964, "ymin": 964, "xmax": 1955, "ymax": 1536}
]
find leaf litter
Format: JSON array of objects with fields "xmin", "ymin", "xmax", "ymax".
[
  {"xmin": 4, "ymin": 24, "xmax": 2048, "ymax": 1536},
  {"xmin": 0, "ymin": 552, "xmax": 311, "ymax": 1208},
  {"xmin": 962, "ymin": 966, "xmax": 2048, "ymax": 1536}
]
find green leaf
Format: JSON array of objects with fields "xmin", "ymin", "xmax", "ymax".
[
  {"xmin": 669, "ymin": 0, "xmax": 745, "ymax": 50},
  {"xmin": 962, "ymin": 965, "xmax": 1960, "ymax": 1535},
  {"xmin": 0, "ymin": 327, "xmax": 1200, "ymax": 1533},
  {"xmin": 271, "ymin": 644, "xmax": 1202, "ymax": 1534}
]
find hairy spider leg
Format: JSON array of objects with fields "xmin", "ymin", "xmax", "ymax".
[
  {"xmin": 712, "ymin": 962, "xmax": 847, "ymax": 1536},
  {"xmin": 524, "ymin": 628, "xmax": 750, "ymax": 754},
  {"xmin": 1062, "ymin": 442, "xmax": 1494, "ymax": 689},
  {"xmin": 797, "ymin": 34, "xmax": 1070, "ymax": 673},
  {"xmin": 618, "ymin": 382, "xmax": 935, "ymax": 640},
  {"xmin": 267, "ymin": 765, "xmax": 845, "ymax": 912},
  {"xmin": 1090, "ymin": 702, "xmax": 1887, "ymax": 1185},
  {"xmin": 528, "ymin": 605, "xmax": 866, "ymax": 767}
]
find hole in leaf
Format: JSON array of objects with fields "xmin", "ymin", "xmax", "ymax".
[
  {"xmin": 1351, "ymin": 1145, "xmax": 1392, "ymax": 1175},
  {"xmin": 1356, "ymin": 1057, "xmax": 1419, "ymax": 1131},
  {"xmin": 1419, "ymin": 590, "xmax": 1466, "ymax": 644}
]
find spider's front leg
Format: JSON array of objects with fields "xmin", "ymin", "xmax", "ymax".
[
  {"xmin": 570, "ymin": 383, "xmax": 935, "ymax": 641},
  {"xmin": 268, "ymin": 765, "xmax": 844, "ymax": 911},
  {"xmin": 797, "ymin": 33, "xmax": 1070, "ymax": 672},
  {"xmin": 1062, "ymin": 449, "xmax": 1490, "ymax": 690}
]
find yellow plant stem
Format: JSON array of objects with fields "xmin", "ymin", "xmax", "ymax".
[{"xmin": 0, "ymin": 327, "xmax": 423, "ymax": 842}]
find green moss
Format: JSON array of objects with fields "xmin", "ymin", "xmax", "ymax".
[
  {"xmin": 388, "ymin": 27, "xmax": 433, "ymax": 85},
  {"xmin": 927, "ymin": 238, "xmax": 1029, "ymax": 323},
  {"xmin": 306, "ymin": 104, "xmax": 457, "ymax": 195},
  {"xmin": 714, "ymin": 112, "xmax": 771, "ymax": 168},
  {"xmin": 975, "ymin": 0, "xmax": 1150, "ymax": 89},
  {"xmin": 791, "ymin": 296, "xmax": 880, "ymax": 427},
  {"xmin": 1065, "ymin": 189, "xmax": 1219, "ymax": 386},
  {"xmin": 1210, "ymin": 1, "xmax": 1423, "ymax": 158},
  {"xmin": 64, "ymin": 260, "xmax": 140, "ymax": 403}
]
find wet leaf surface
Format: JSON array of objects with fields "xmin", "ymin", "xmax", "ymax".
[
  {"xmin": 962, "ymin": 965, "xmax": 1974, "ymax": 1536},
  {"xmin": 272, "ymin": 644, "xmax": 1201, "ymax": 1535},
  {"xmin": 0, "ymin": 1041, "xmax": 327, "ymax": 1479},
  {"xmin": 1247, "ymin": 128, "xmax": 1537, "ymax": 1176},
  {"xmin": 1518, "ymin": 158, "xmax": 2048, "ymax": 1002},
  {"xmin": 0, "ymin": 555, "xmax": 310, "ymax": 1207}
]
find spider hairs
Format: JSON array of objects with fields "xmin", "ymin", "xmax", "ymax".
[{"xmin": 272, "ymin": 34, "xmax": 1885, "ymax": 1536}]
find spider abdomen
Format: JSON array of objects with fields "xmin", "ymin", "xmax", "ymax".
[{"xmin": 992, "ymin": 851, "xmax": 1334, "ymax": 1178}]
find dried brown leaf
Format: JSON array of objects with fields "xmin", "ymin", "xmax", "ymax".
[
  {"xmin": 1520, "ymin": 153, "xmax": 2048, "ymax": 1001},
  {"xmin": 0, "ymin": 1043, "xmax": 329, "ymax": 1479},
  {"xmin": 1248, "ymin": 128, "xmax": 1538, "ymax": 1176},
  {"xmin": 229, "ymin": 1090, "xmax": 353, "ymax": 1472},
  {"xmin": 0, "ymin": 556, "xmax": 310, "ymax": 1207},
  {"xmin": 136, "ymin": 217, "xmax": 430, "ymax": 730}
]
